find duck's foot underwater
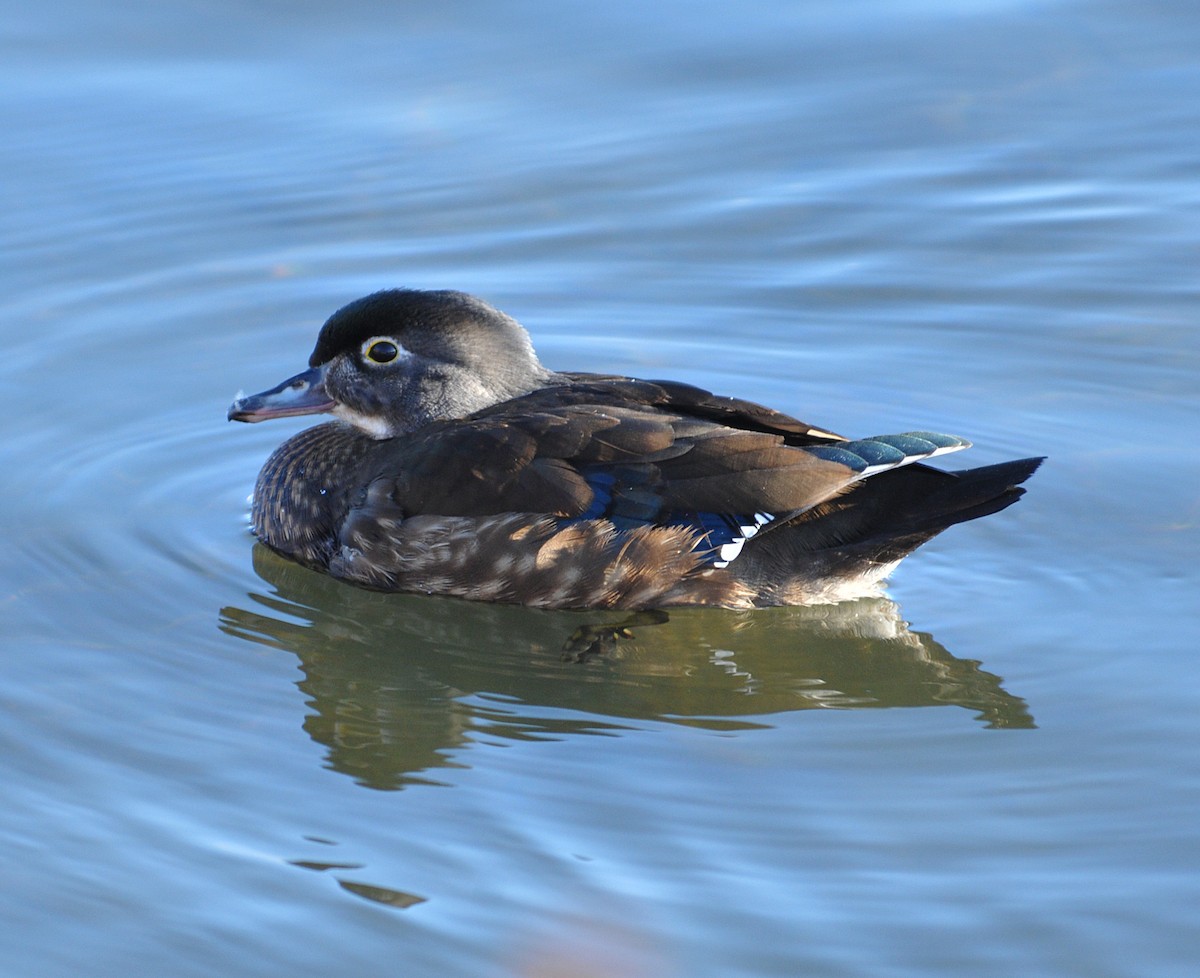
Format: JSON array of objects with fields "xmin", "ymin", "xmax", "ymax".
[{"xmin": 561, "ymin": 610, "xmax": 672, "ymax": 662}]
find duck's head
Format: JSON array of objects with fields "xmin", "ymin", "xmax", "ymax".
[{"xmin": 228, "ymin": 289, "xmax": 553, "ymax": 438}]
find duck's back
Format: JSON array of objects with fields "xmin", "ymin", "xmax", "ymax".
[{"xmin": 249, "ymin": 375, "xmax": 1041, "ymax": 609}]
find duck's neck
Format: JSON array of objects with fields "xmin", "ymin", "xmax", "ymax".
[{"xmin": 251, "ymin": 421, "xmax": 377, "ymax": 569}]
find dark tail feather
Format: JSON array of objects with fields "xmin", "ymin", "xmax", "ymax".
[
  {"xmin": 735, "ymin": 456, "xmax": 1045, "ymax": 604},
  {"xmin": 897, "ymin": 456, "xmax": 1045, "ymax": 535}
]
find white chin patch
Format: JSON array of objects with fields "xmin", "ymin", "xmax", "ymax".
[{"xmin": 332, "ymin": 405, "xmax": 396, "ymax": 439}]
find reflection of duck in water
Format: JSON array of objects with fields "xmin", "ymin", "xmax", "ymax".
[
  {"xmin": 220, "ymin": 547, "xmax": 1034, "ymax": 790},
  {"xmin": 229, "ymin": 290, "xmax": 1041, "ymax": 609}
]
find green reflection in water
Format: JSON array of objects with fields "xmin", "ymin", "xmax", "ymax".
[{"xmin": 220, "ymin": 545, "xmax": 1033, "ymax": 790}]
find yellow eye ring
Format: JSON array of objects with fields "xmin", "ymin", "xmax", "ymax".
[{"xmin": 362, "ymin": 337, "xmax": 400, "ymax": 364}]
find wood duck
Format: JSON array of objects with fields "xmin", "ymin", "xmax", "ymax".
[{"xmin": 229, "ymin": 289, "xmax": 1042, "ymax": 609}]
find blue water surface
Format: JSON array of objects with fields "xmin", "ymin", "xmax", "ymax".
[{"xmin": 1, "ymin": 1, "xmax": 1198, "ymax": 976}]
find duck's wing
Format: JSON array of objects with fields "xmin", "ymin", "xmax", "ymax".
[
  {"xmin": 554, "ymin": 375, "xmax": 849, "ymax": 443},
  {"xmin": 373, "ymin": 378, "xmax": 968, "ymax": 528}
]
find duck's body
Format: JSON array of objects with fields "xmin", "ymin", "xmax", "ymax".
[{"xmin": 230, "ymin": 290, "xmax": 1041, "ymax": 609}]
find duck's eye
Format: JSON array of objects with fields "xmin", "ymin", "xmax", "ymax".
[{"xmin": 363, "ymin": 339, "xmax": 399, "ymax": 364}]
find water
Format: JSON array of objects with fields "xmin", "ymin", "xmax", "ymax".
[{"xmin": 2, "ymin": 1, "xmax": 1198, "ymax": 975}]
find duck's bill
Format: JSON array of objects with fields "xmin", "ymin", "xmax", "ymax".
[{"xmin": 228, "ymin": 365, "xmax": 335, "ymax": 422}]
